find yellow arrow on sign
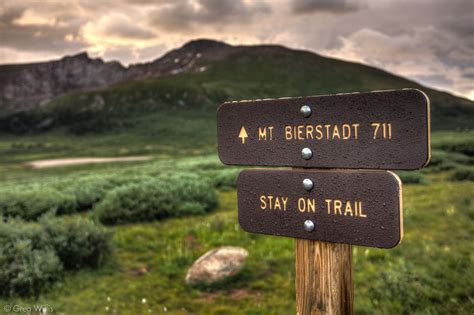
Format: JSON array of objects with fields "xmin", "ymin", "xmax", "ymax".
[{"xmin": 238, "ymin": 126, "xmax": 248, "ymax": 144}]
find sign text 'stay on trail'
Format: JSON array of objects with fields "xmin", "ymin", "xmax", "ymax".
[
  {"xmin": 237, "ymin": 169, "xmax": 402, "ymax": 248},
  {"xmin": 217, "ymin": 89, "xmax": 430, "ymax": 170}
]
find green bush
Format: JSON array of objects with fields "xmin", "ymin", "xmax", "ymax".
[
  {"xmin": 451, "ymin": 166, "xmax": 474, "ymax": 181},
  {"xmin": 93, "ymin": 173, "xmax": 218, "ymax": 225},
  {"xmin": 433, "ymin": 137, "xmax": 474, "ymax": 156},
  {"xmin": 395, "ymin": 171, "xmax": 427, "ymax": 184},
  {"xmin": 0, "ymin": 217, "xmax": 112, "ymax": 297},
  {"xmin": 0, "ymin": 174, "xmax": 154, "ymax": 221},
  {"xmin": 57, "ymin": 176, "xmax": 112, "ymax": 211},
  {"xmin": 0, "ymin": 186, "xmax": 76, "ymax": 220},
  {"xmin": 427, "ymin": 150, "xmax": 472, "ymax": 172},
  {"xmin": 0, "ymin": 219, "xmax": 62, "ymax": 297},
  {"xmin": 202, "ymin": 168, "xmax": 240, "ymax": 188},
  {"xmin": 56, "ymin": 174, "xmax": 154, "ymax": 211},
  {"xmin": 40, "ymin": 216, "xmax": 113, "ymax": 269}
]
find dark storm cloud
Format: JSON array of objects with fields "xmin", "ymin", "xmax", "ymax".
[
  {"xmin": 290, "ymin": 0, "xmax": 359, "ymax": 14},
  {"xmin": 0, "ymin": 4, "xmax": 85, "ymax": 52},
  {"xmin": 148, "ymin": 0, "xmax": 271, "ymax": 32},
  {"xmin": 0, "ymin": 3, "xmax": 23, "ymax": 23}
]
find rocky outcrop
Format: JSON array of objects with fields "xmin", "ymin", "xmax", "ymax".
[
  {"xmin": 185, "ymin": 246, "xmax": 248, "ymax": 285},
  {"xmin": 0, "ymin": 39, "xmax": 233, "ymax": 117},
  {"xmin": 0, "ymin": 53, "xmax": 127, "ymax": 116}
]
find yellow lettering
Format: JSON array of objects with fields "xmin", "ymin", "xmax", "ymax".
[
  {"xmin": 334, "ymin": 200, "xmax": 342, "ymax": 215},
  {"xmin": 371, "ymin": 123, "xmax": 380, "ymax": 139},
  {"xmin": 306, "ymin": 125, "xmax": 314, "ymax": 140},
  {"xmin": 344, "ymin": 201, "xmax": 353, "ymax": 216},
  {"xmin": 324, "ymin": 125, "xmax": 331, "ymax": 140},
  {"xmin": 307, "ymin": 198, "xmax": 315, "ymax": 212},
  {"xmin": 274, "ymin": 197, "xmax": 281, "ymax": 210},
  {"xmin": 258, "ymin": 127, "xmax": 267, "ymax": 140},
  {"xmin": 298, "ymin": 198, "xmax": 306, "ymax": 213},
  {"xmin": 297, "ymin": 125, "xmax": 304, "ymax": 140},
  {"xmin": 353, "ymin": 124, "xmax": 359, "ymax": 139},
  {"xmin": 332, "ymin": 125, "xmax": 341, "ymax": 140},
  {"xmin": 325, "ymin": 199, "xmax": 332, "ymax": 214},
  {"xmin": 298, "ymin": 198, "xmax": 316, "ymax": 212},
  {"xmin": 282, "ymin": 197, "xmax": 288, "ymax": 211},
  {"xmin": 359, "ymin": 202, "xmax": 367, "ymax": 217},
  {"xmin": 315, "ymin": 125, "xmax": 323, "ymax": 140},
  {"xmin": 268, "ymin": 126, "xmax": 274, "ymax": 140},
  {"xmin": 342, "ymin": 124, "xmax": 351, "ymax": 140},
  {"xmin": 267, "ymin": 196, "xmax": 274, "ymax": 209},
  {"xmin": 260, "ymin": 196, "xmax": 266, "ymax": 209},
  {"xmin": 285, "ymin": 126, "xmax": 292, "ymax": 140}
]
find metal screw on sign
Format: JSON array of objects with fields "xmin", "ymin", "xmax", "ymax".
[
  {"xmin": 303, "ymin": 220, "xmax": 315, "ymax": 232},
  {"xmin": 301, "ymin": 148, "xmax": 313, "ymax": 160},
  {"xmin": 302, "ymin": 178, "xmax": 314, "ymax": 191},
  {"xmin": 300, "ymin": 105, "xmax": 312, "ymax": 118}
]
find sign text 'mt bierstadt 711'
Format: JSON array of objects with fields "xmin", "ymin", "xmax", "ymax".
[{"xmin": 217, "ymin": 89, "xmax": 430, "ymax": 170}]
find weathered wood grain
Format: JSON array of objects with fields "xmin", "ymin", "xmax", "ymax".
[{"xmin": 295, "ymin": 240, "xmax": 353, "ymax": 315}]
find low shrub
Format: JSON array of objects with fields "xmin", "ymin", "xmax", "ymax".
[
  {"xmin": 0, "ymin": 217, "xmax": 112, "ymax": 297},
  {"xmin": 0, "ymin": 186, "xmax": 76, "ymax": 220},
  {"xmin": 395, "ymin": 171, "xmax": 427, "ymax": 184},
  {"xmin": 0, "ymin": 219, "xmax": 62, "ymax": 297},
  {"xmin": 433, "ymin": 136, "xmax": 474, "ymax": 156},
  {"xmin": 202, "ymin": 168, "xmax": 240, "ymax": 188},
  {"xmin": 57, "ymin": 174, "xmax": 154, "ymax": 211},
  {"xmin": 40, "ymin": 216, "xmax": 113, "ymax": 269},
  {"xmin": 93, "ymin": 173, "xmax": 218, "ymax": 225},
  {"xmin": 427, "ymin": 150, "xmax": 472, "ymax": 172},
  {"xmin": 57, "ymin": 176, "xmax": 113, "ymax": 211},
  {"xmin": 451, "ymin": 166, "xmax": 474, "ymax": 181}
]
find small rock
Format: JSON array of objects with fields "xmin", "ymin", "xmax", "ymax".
[
  {"xmin": 185, "ymin": 246, "xmax": 248, "ymax": 285},
  {"xmin": 137, "ymin": 267, "xmax": 148, "ymax": 276}
]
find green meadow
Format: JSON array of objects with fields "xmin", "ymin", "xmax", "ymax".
[
  {"xmin": 0, "ymin": 129, "xmax": 473, "ymax": 314},
  {"xmin": 1, "ymin": 44, "xmax": 473, "ymax": 314}
]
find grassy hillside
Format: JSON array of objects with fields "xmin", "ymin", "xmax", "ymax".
[{"xmin": 1, "ymin": 44, "xmax": 472, "ymax": 143}]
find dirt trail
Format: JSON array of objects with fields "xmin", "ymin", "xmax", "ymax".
[{"xmin": 26, "ymin": 156, "xmax": 152, "ymax": 169}]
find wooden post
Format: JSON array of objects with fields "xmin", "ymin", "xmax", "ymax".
[{"xmin": 295, "ymin": 239, "xmax": 353, "ymax": 315}]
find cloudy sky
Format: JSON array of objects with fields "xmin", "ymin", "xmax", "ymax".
[{"xmin": 0, "ymin": 0, "xmax": 473, "ymax": 100}]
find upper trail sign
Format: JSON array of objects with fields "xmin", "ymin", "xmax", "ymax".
[{"xmin": 217, "ymin": 89, "xmax": 430, "ymax": 170}]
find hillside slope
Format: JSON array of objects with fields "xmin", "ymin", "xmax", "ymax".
[{"xmin": 0, "ymin": 39, "xmax": 472, "ymax": 134}]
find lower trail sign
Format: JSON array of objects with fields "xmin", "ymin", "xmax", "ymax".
[
  {"xmin": 217, "ymin": 89, "xmax": 430, "ymax": 314},
  {"xmin": 238, "ymin": 169, "xmax": 402, "ymax": 249}
]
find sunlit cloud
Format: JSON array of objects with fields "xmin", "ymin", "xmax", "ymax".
[
  {"xmin": 0, "ymin": 0, "xmax": 472, "ymax": 99},
  {"xmin": 80, "ymin": 13, "xmax": 159, "ymax": 54}
]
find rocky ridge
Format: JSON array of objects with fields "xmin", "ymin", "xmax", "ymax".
[{"xmin": 0, "ymin": 39, "xmax": 232, "ymax": 117}]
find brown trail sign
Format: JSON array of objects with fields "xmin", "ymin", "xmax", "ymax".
[
  {"xmin": 217, "ymin": 89, "xmax": 430, "ymax": 170},
  {"xmin": 237, "ymin": 169, "xmax": 402, "ymax": 248},
  {"xmin": 216, "ymin": 89, "xmax": 430, "ymax": 314}
]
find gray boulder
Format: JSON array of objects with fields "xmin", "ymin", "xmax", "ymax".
[{"xmin": 185, "ymin": 246, "xmax": 248, "ymax": 285}]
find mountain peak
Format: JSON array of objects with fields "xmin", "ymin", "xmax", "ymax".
[
  {"xmin": 62, "ymin": 51, "xmax": 92, "ymax": 62},
  {"xmin": 181, "ymin": 39, "xmax": 230, "ymax": 50}
]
